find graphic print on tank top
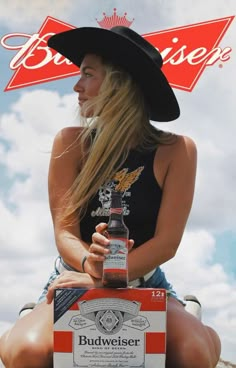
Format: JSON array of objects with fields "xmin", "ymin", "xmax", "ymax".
[{"xmin": 91, "ymin": 166, "xmax": 144, "ymax": 218}]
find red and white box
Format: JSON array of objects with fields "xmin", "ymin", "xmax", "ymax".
[{"xmin": 54, "ymin": 288, "xmax": 167, "ymax": 368}]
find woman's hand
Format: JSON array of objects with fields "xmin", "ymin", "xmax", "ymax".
[
  {"xmin": 85, "ymin": 223, "xmax": 110, "ymax": 278},
  {"xmin": 46, "ymin": 271, "xmax": 102, "ymax": 304},
  {"xmin": 86, "ymin": 222, "xmax": 134, "ymax": 279}
]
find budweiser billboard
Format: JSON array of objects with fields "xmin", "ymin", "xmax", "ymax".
[{"xmin": 0, "ymin": 11, "xmax": 234, "ymax": 92}]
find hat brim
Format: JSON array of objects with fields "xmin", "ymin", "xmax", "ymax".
[{"xmin": 48, "ymin": 27, "xmax": 180, "ymax": 122}]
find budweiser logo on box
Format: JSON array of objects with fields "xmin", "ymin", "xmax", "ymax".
[{"xmin": 54, "ymin": 288, "xmax": 167, "ymax": 368}]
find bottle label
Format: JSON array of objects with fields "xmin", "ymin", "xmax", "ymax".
[
  {"xmin": 103, "ymin": 238, "xmax": 128, "ymax": 272},
  {"xmin": 110, "ymin": 208, "xmax": 123, "ymax": 215}
]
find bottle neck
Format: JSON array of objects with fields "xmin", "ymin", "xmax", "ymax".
[
  {"xmin": 110, "ymin": 207, "xmax": 123, "ymax": 215},
  {"xmin": 109, "ymin": 208, "xmax": 124, "ymax": 221},
  {"xmin": 108, "ymin": 192, "xmax": 128, "ymax": 234},
  {"xmin": 109, "ymin": 191, "xmax": 123, "ymax": 218},
  {"xmin": 110, "ymin": 194, "xmax": 122, "ymax": 209}
]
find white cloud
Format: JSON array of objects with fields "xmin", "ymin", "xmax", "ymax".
[
  {"xmin": 162, "ymin": 229, "xmax": 236, "ymax": 363},
  {"xmin": 0, "ymin": 0, "xmax": 72, "ymax": 31},
  {"xmin": 0, "ymin": 90, "xmax": 77, "ymax": 258},
  {"xmin": 2, "ymin": 0, "xmax": 235, "ymax": 34},
  {"xmin": 157, "ymin": 0, "xmax": 236, "ymax": 26},
  {"xmin": 0, "ymin": 255, "xmax": 56, "ymax": 324},
  {"xmin": 0, "ymin": 90, "xmax": 76, "ymax": 176}
]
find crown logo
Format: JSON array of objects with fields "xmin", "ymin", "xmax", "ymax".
[{"xmin": 96, "ymin": 8, "xmax": 134, "ymax": 29}]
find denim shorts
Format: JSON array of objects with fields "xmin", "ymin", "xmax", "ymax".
[
  {"xmin": 38, "ymin": 269, "xmax": 59, "ymax": 303},
  {"xmin": 38, "ymin": 257, "xmax": 182, "ymax": 304},
  {"xmin": 138, "ymin": 266, "xmax": 183, "ymax": 303},
  {"xmin": 37, "ymin": 256, "xmax": 77, "ymax": 303}
]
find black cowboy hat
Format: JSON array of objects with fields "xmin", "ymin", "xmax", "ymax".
[{"xmin": 48, "ymin": 26, "xmax": 180, "ymax": 122}]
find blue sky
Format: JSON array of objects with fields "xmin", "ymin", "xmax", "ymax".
[
  {"xmin": 215, "ymin": 231, "xmax": 236, "ymax": 279},
  {"xmin": 0, "ymin": 0, "xmax": 236, "ymax": 364}
]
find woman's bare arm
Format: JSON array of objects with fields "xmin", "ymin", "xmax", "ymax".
[
  {"xmin": 128, "ymin": 135, "xmax": 197, "ymax": 280},
  {"xmin": 48, "ymin": 127, "xmax": 90, "ymax": 272}
]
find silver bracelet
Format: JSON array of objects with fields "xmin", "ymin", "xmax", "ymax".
[{"xmin": 81, "ymin": 255, "xmax": 87, "ymax": 273}]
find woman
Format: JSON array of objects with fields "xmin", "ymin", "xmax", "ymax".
[{"xmin": 0, "ymin": 26, "xmax": 221, "ymax": 368}]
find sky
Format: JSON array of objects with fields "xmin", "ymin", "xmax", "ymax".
[{"xmin": 0, "ymin": 0, "xmax": 235, "ymax": 364}]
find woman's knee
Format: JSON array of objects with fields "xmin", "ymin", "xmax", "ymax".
[
  {"xmin": 4, "ymin": 334, "xmax": 53, "ymax": 368},
  {"xmin": 1, "ymin": 302, "xmax": 54, "ymax": 368},
  {"xmin": 166, "ymin": 298, "xmax": 221, "ymax": 368},
  {"xmin": 177, "ymin": 324, "xmax": 221, "ymax": 368},
  {"xmin": 204, "ymin": 325, "xmax": 221, "ymax": 366},
  {"xmin": 167, "ymin": 332, "xmax": 218, "ymax": 368}
]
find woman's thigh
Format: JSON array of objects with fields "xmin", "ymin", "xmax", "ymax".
[
  {"xmin": 166, "ymin": 297, "xmax": 221, "ymax": 368},
  {"xmin": 0, "ymin": 301, "xmax": 54, "ymax": 368}
]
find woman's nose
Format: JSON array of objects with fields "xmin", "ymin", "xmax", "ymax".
[{"xmin": 73, "ymin": 78, "xmax": 83, "ymax": 93}]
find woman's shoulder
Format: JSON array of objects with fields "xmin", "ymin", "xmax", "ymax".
[
  {"xmin": 158, "ymin": 133, "xmax": 197, "ymax": 159},
  {"xmin": 165, "ymin": 134, "xmax": 197, "ymax": 175},
  {"xmin": 153, "ymin": 133, "xmax": 197, "ymax": 189},
  {"xmin": 173, "ymin": 134, "xmax": 197, "ymax": 155},
  {"xmin": 51, "ymin": 127, "xmax": 85, "ymax": 165},
  {"xmin": 54, "ymin": 126, "xmax": 83, "ymax": 147},
  {"xmin": 154, "ymin": 134, "xmax": 197, "ymax": 185}
]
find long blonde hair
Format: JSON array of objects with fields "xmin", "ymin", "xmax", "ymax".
[{"xmin": 62, "ymin": 61, "xmax": 174, "ymax": 223}]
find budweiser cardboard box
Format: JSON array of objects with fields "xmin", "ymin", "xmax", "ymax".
[{"xmin": 54, "ymin": 288, "xmax": 167, "ymax": 368}]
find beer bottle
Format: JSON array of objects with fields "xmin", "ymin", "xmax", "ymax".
[{"xmin": 102, "ymin": 190, "xmax": 129, "ymax": 288}]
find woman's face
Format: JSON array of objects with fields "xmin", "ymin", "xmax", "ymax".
[{"xmin": 74, "ymin": 53, "xmax": 106, "ymax": 116}]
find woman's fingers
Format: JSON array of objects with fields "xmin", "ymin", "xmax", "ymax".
[
  {"xmin": 128, "ymin": 239, "xmax": 134, "ymax": 251},
  {"xmin": 91, "ymin": 225, "xmax": 135, "ymax": 257},
  {"xmin": 89, "ymin": 231, "xmax": 110, "ymax": 261},
  {"xmin": 46, "ymin": 272, "xmax": 74, "ymax": 304},
  {"xmin": 91, "ymin": 231, "xmax": 109, "ymax": 247},
  {"xmin": 46, "ymin": 272, "xmax": 103, "ymax": 304},
  {"xmin": 95, "ymin": 222, "xmax": 107, "ymax": 233}
]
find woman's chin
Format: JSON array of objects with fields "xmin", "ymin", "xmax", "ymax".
[{"xmin": 80, "ymin": 106, "xmax": 94, "ymax": 118}]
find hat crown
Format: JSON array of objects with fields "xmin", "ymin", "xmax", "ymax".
[{"xmin": 110, "ymin": 26, "xmax": 163, "ymax": 69}]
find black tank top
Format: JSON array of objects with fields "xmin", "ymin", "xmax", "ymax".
[{"xmin": 80, "ymin": 148, "xmax": 162, "ymax": 248}]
